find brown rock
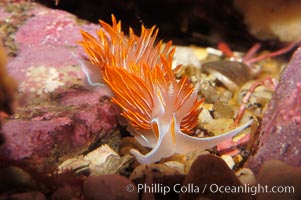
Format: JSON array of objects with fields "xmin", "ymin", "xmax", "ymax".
[
  {"xmin": 0, "ymin": 46, "xmax": 17, "ymax": 116},
  {"xmin": 130, "ymin": 164, "xmax": 185, "ymax": 200},
  {"xmin": 0, "ymin": 166, "xmax": 36, "ymax": 193},
  {"xmin": 180, "ymin": 154, "xmax": 253, "ymax": 200},
  {"xmin": 256, "ymin": 160, "xmax": 301, "ymax": 200},
  {"xmin": 0, "ymin": 191, "xmax": 47, "ymax": 200},
  {"xmin": 51, "ymin": 184, "xmax": 81, "ymax": 200},
  {"xmin": 83, "ymin": 175, "xmax": 138, "ymax": 200}
]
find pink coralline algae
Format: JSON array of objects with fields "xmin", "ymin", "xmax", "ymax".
[
  {"xmin": 4, "ymin": 2, "xmax": 99, "ymax": 86},
  {"xmin": 246, "ymin": 47, "xmax": 301, "ymax": 173},
  {"xmin": 278, "ymin": 83, "xmax": 301, "ymax": 124},
  {"xmin": 0, "ymin": 88, "xmax": 117, "ymax": 170}
]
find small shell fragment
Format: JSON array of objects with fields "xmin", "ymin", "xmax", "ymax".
[
  {"xmin": 198, "ymin": 108, "xmax": 213, "ymax": 124},
  {"xmin": 163, "ymin": 161, "xmax": 185, "ymax": 174},
  {"xmin": 202, "ymin": 60, "xmax": 252, "ymax": 92},
  {"xmin": 57, "ymin": 144, "xmax": 130, "ymax": 175},
  {"xmin": 172, "ymin": 46, "xmax": 202, "ymax": 69}
]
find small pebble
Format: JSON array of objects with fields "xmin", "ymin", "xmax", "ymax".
[
  {"xmin": 164, "ymin": 161, "xmax": 185, "ymax": 174},
  {"xmin": 233, "ymin": 154, "xmax": 243, "ymax": 164},
  {"xmin": 221, "ymin": 154, "xmax": 235, "ymax": 169},
  {"xmin": 236, "ymin": 168, "xmax": 257, "ymax": 185},
  {"xmin": 83, "ymin": 175, "xmax": 138, "ymax": 200},
  {"xmin": 130, "ymin": 164, "xmax": 180, "ymax": 181}
]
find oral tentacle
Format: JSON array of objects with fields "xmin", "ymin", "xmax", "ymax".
[{"xmin": 130, "ymin": 117, "xmax": 176, "ymax": 164}]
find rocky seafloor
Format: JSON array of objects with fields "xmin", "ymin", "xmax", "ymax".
[{"xmin": 0, "ymin": 1, "xmax": 301, "ymax": 200}]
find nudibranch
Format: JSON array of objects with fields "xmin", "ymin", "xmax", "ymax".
[{"xmin": 79, "ymin": 15, "xmax": 253, "ymax": 164}]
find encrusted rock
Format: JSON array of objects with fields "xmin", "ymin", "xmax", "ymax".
[
  {"xmin": 0, "ymin": 2, "xmax": 117, "ymax": 170},
  {"xmin": 0, "ymin": 89, "xmax": 117, "ymax": 170},
  {"xmin": 234, "ymin": 0, "xmax": 301, "ymax": 42},
  {"xmin": 246, "ymin": 47, "xmax": 301, "ymax": 173}
]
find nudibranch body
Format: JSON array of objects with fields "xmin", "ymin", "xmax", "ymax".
[{"xmin": 80, "ymin": 15, "xmax": 252, "ymax": 164}]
